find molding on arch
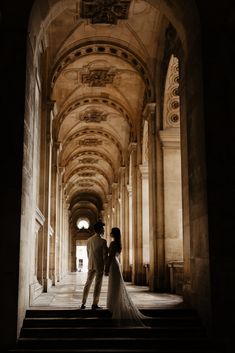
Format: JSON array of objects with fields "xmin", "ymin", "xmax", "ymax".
[
  {"xmin": 50, "ymin": 40, "xmax": 154, "ymax": 101},
  {"xmin": 64, "ymin": 150, "xmax": 116, "ymax": 177},
  {"xmin": 53, "ymin": 94, "xmax": 133, "ymax": 140},
  {"xmin": 60, "ymin": 127, "xmax": 124, "ymax": 163}
]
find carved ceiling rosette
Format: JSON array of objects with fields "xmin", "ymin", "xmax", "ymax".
[{"xmin": 80, "ymin": 0, "xmax": 132, "ymax": 24}]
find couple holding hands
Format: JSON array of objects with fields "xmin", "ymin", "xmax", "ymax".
[{"xmin": 80, "ymin": 221, "xmax": 148, "ymax": 326}]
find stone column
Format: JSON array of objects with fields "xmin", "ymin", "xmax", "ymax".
[
  {"xmin": 56, "ymin": 167, "xmax": 64, "ymax": 283},
  {"xmin": 50, "ymin": 141, "xmax": 61, "ymax": 285},
  {"xmin": 106, "ymin": 194, "xmax": 112, "ymax": 243},
  {"xmin": 159, "ymin": 128, "xmax": 183, "ymax": 290},
  {"xmin": 41, "ymin": 100, "xmax": 54, "ymax": 291},
  {"xmin": 136, "ymin": 145, "xmax": 145, "ymax": 285},
  {"xmin": 120, "ymin": 166, "xmax": 129, "ymax": 280},
  {"xmin": 143, "ymin": 103, "xmax": 163, "ymax": 291},
  {"xmin": 111, "ymin": 183, "xmax": 118, "ymax": 227},
  {"xmin": 103, "ymin": 201, "xmax": 108, "ymax": 240},
  {"xmin": 29, "ymin": 208, "xmax": 45, "ymax": 304},
  {"xmin": 128, "ymin": 142, "xmax": 142, "ymax": 284},
  {"xmin": 139, "ymin": 163, "xmax": 150, "ymax": 284},
  {"xmin": 126, "ymin": 183, "xmax": 133, "ymax": 275}
]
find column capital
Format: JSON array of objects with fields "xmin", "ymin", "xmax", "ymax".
[
  {"xmin": 119, "ymin": 165, "xmax": 126, "ymax": 173},
  {"xmin": 47, "ymin": 100, "xmax": 57, "ymax": 115},
  {"xmin": 126, "ymin": 184, "xmax": 132, "ymax": 195},
  {"xmin": 107, "ymin": 194, "xmax": 112, "ymax": 201},
  {"xmin": 112, "ymin": 182, "xmax": 118, "ymax": 189},
  {"xmin": 53, "ymin": 141, "xmax": 62, "ymax": 151},
  {"xmin": 128, "ymin": 142, "xmax": 137, "ymax": 153},
  {"xmin": 58, "ymin": 166, "xmax": 65, "ymax": 176},
  {"xmin": 159, "ymin": 128, "xmax": 180, "ymax": 148},
  {"xmin": 143, "ymin": 102, "xmax": 156, "ymax": 120},
  {"xmin": 139, "ymin": 164, "xmax": 149, "ymax": 177}
]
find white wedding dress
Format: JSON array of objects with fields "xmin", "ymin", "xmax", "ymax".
[{"xmin": 106, "ymin": 241, "xmax": 149, "ymax": 326}]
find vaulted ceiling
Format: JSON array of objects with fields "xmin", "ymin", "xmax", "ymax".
[{"xmin": 41, "ymin": 0, "xmax": 161, "ymax": 230}]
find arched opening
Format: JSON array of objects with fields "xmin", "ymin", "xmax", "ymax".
[{"xmin": 77, "ymin": 218, "xmax": 90, "ymax": 229}]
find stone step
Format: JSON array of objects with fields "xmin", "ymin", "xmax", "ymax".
[
  {"xmin": 23, "ymin": 316, "xmax": 202, "ymax": 328},
  {"xmin": 9, "ymin": 349, "xmax": 217, "ymax": 353},
  {"xmin": 16, "ymin": 336, "xmax": 214, "ymax": 350},
  {"xmin": 20, "ymin": 326, "xmax": 206, "ymax": 338},
  {"xmin": 9, "ymin": 308, "xmax": 219, "ymax": 353},
  {"xmin": 25, "ymin": 308, "xmax": 197, "ymax": 318}
]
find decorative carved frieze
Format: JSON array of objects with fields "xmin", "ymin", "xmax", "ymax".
[
  {"xmin": 79, "ymin": 138, "xmax": 103, "ymax": 146},
  {"xmin": 81, "ymin": 68, "xmax": 116, "ymax": 86},
  {"xmin": 80, "ymin": 0, "xmax": 131, "ymax": 24},
  {"xmin": 79, "ymin": 109, "xmax": 108, "ymax": 122}
]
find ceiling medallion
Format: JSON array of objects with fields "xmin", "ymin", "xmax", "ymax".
[
  {"xmin": 80, "ymin": 0, "xmax": 132, "ymax": 24},
  {"xmin": 81, "ymin": 68, "xmax": 116, "ymax": 87},
  {"xmin": 79, "ymin": 110, "xmax": 108, "ymax": 122}
]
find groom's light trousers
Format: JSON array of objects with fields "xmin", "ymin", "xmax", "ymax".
[{"xmin": 82, "ymin": 269, "xmax": 104, "ymax": 305}]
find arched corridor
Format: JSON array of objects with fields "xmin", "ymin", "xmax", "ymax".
[
  {"xmin": 1, "ymin": 1, "xmax": 234, "ymax": 352},
  {"xmin": 21, "ymin": 0, "xmax": 204, "ymax": 315}
]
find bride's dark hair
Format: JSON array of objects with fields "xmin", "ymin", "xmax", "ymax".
[{"xmin": 111, "ymin": 227, "xmax": 122, "ymax": 253}]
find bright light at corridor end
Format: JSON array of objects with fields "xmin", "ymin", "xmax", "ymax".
[{"xmin": 77, "ymin": 219, "xmax": 90, "ymax": 229}]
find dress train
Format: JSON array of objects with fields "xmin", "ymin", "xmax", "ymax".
[{"xmin": 107, "ymin": 253, "xmax": 150, "ymax": 326}]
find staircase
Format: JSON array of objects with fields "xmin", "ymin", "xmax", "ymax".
[{"xmin": 9, "ymin": 308, "xmax": 220, "ymax": 353}]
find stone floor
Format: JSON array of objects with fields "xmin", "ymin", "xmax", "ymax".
[{"xmin": 31, "ymin": 272, "xmax": 184, "ymax": 310}]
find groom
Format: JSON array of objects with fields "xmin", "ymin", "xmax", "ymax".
[{"xmin": 80, "ymin": 221, "xmax": 108, "ymax": 310}]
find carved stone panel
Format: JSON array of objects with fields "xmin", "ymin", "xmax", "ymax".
[
  {"xmin": 79, "ymin": 110, "xmax": 108, "ymax": 122},
  {"xmin": 80, "ymin": 0, "xmax": 132, "ymax": 24},
  {"xmin": 81, "ymin": 69, "xmax": 116, "ymax": 87},
  {"xmin": 79, "ymin": 138, "xmax": 103, "ymax": 146}
]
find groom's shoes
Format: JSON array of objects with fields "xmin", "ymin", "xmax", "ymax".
[
  {"xmin": 80, "ymin": 304, "xmax": 86, "ymax": 309},
  {"xmin": 91, "ymin": 304, "xmax": 102, "ymax": 310}
]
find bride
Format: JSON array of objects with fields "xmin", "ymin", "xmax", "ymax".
[{"xmin": 105, "ymin": 227, "xmax": 150, "ymax": 326}]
